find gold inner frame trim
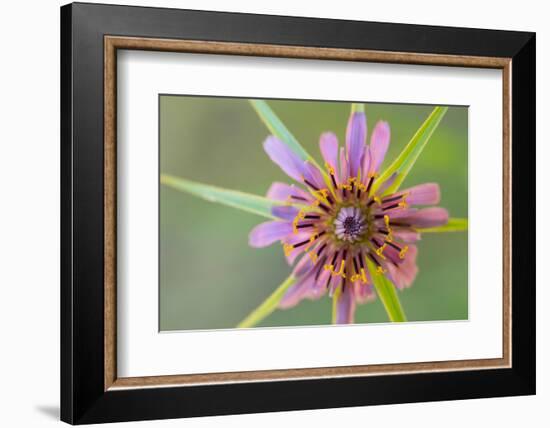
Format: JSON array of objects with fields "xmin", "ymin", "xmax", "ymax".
[{"xmin": 104, "ymin": 35, "xmax": 512, "ymax": 391}]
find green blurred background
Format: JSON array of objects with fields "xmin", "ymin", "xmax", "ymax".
[{"xmin": 159, "ymin": 96, "xmax": 468, "ymax": 331}]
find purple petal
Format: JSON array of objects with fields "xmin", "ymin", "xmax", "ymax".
[
  {"xmin": 293, "ymin": 252, "xmax": 316, "ymax": 277},
  {"xmin": 266, "ymin": 182, "xmax": 302, "ymax": 200},
  {"xmin": 369, "ymin": 121, "xmax": 390, "ymax": 174},
  {"xmin": 385, "ymin": 245, "xmax": 418, "ymax": 289},
  {"xmin": 354, "ymin": 282, "xmax": 376, "ymax": 304},
  {"xmin": 380, "ymin": 241, "xmax": 405, "ymax": 266},
  {"xmin": 271, "ymin": 205, "xmax": 299, "ymax": 220},
  {"xmin": 360, "ymin": 147, "xmax": 371, "ymax": 184},
  {"xmin": 282, "ymin": 231, "xmax": 314, "ymax": 264},
  {"xmin": 384, "ymin": 207, "xmax": 419, "ymax": 220},
  {"xmin": 335, "ymin": 286, "xmax": 356, "ymax": 324},
  {"xmin": 249, "ymin": 221, "xmax": 293, "ymax": 247},
  {"xmin": 305, "ymin": 278, "xmax": 327, "ymax": 300},
  {"xmin": 312, "ymin": 256, "xmax": 331, "ymax": 289},
  {"xmin": 339, "ymin": 147, "xmax": 349, "ymax": 182},
  {"xmin": 319, "ymin": 132, "xmax": 339, "ymax": 175},
  {"xmin": 266, "ymin": 182, "xmax": 310, "ymax": 219},
  {"xmin": 328, "ymin": 276, "xmax": 342, "ymax": 297},
  {"xmin": 264, "ymin": 136, "xmax": 307, "ymax": 182},
  {"xmin": 279, "ymin": 274, "xmax": 315, "ymax": 309},
  {"xmin": 346, "ymin": 112, "xmax": 367, "ymax": 177},
  {"xmin": 402, "ymin": 183, "xmax": 441, "ymax": 205},
  {"xmin": 303, "ymin": 161, "xmax": 326, "ymax": 190},
  {"xmin": 375, "ymin": 172, "xmax": 398, "ymax": 195},
  {"xmin": 407, "ymin": 207, "xmax": 449, "ymax": 228},
  {"xmin": 392, "ymin": 229, "xmax": 421, "ymax": 243}
]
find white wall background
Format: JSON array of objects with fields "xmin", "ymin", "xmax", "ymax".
[{"xmin": 0, "ymin": 0, "xmax": 545, "ymax": 427}]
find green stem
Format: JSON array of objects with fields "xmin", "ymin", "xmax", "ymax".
[
  {"xmin": 367, "ymin": 261, "xmax": 407, "ymax": 322},
  {"xmin": 237, "ymin": 275, "xmax": 295, "ymax": 328},
  {"xmin": 331, "ymin": 287, "xmax": 342, "ymax": 323},
  {"xmin": 374, "ymin": 106, "xmax": 448, "ymax": 195},
  {"xmin": 419, "ymin": 218, "xmax": 468, "ymax": 233},
  {"xmin": 161, "ymin": 174, "xmax": 317, "ymax": 219},
  {"xmin": 351, "ymin": 103, "xmax": 365, "ymax": 113}
]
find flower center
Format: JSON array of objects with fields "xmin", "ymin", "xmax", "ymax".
[
  {"xmin": 334, "ymin": 207, "xmax": 366, "ymax": 242},
  {"xmin": 343, "ymin": 216, "xmax": 362, "ymax": 235}
]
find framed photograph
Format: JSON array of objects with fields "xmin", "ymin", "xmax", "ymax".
[{"xmin": 60, "ymin": 2, "xmax": 535, "ymax": 424}]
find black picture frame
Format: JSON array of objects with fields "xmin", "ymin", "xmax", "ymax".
[{"xmin": 61, "ymin": 2, "xmax": 535, "ymax": 424}]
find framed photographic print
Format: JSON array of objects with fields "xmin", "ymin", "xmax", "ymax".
[{"xmin": 60, "ymin": 2, "xmax": 536, "ymax": 424}]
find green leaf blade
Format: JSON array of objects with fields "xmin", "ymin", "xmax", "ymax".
[
  {"xmin": 250, "ymin": 100, "xmax": 323, "ymax": 172},
  {"xmin": 418, "ymin": 217, "xmax": 468, "ymax": 233},
  {"xmin": 375, "ymin": 106, "xmax": 448, "ymax": 195},
  {"xmin": 366, "ymin": 260, "xmax": 407, "ymax": 322},
  {"xmin": 237, "ymin": 275, "xmax": 296, "ymax": 328},
  {"xmin": 351, "ymin": 103, "xmax": 365, "ymax": 113},
  {"xmin": 161, "ymin": 174, "xmax": 312, "ymax": 219}
]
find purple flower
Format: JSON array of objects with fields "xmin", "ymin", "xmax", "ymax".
[{"xmin": 249, "ymin": 110, "xmax": 449, "ymax": 324}]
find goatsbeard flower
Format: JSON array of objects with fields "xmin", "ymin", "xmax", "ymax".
[{"xmin": 249, "ymin": 110, "xmax": 449, "ymax": 324}]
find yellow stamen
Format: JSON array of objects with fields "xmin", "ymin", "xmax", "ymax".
[
  {"xmin": 323, "ymin": 162, "xmax": 339, "ymax": 198},
  {"xmin": 308, "ymin": 251, "xmax": 318, "ymax": 264},
  {"xmin": 312, "ymin": 188, "xmax": 330, "ymax": 204},
  {"xmin": 375, "ymin": 244, "xmax": 387, "ymax": 259},
  {"xmin": 338, "ymin": 183, "xmax": 351, "ymax": 191},
  {"xmin": 304, "ymin": 233, "xmax": 318, "ymax": 252},
  {"xmin": 292, "ymin": 209, "xmax": 307, "ymax": 234},
  {"xmin": 283, "ymin": 243, "xmax": 293, "ymax": 257},
  {"xmin": 384, "ymin": 215, "xmax": 391, "ymax": 230},
  {"xmin": 338, "ymin": 176, "xmax": 364, "ymax": 192},
  {"xmin": 360, "ymin": 268, "xmax": 368, "ymax": 284},
  {"xmin": 324, "ymin": 264, "xmax": 334, "ymax": 272},
  {"xmin": 399, "ymin": 245, "xmax": 409, "ymax": 259},
  {"xmin": 333, "ymin": 260, "xmax": 346, "ymax": 277},
  {"xmin": 351, "ymin": 268, "xmax": 369, "ymax": 284},
  {"xmin": 376, "ymin": 266, "xmax": 386, "ymax": 275}
]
